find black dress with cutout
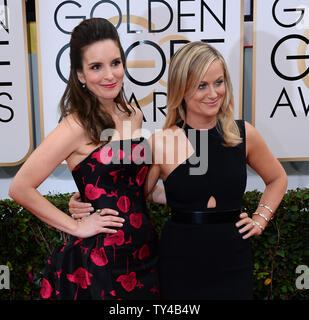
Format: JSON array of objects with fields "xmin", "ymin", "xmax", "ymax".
[
  {"xmin": 159, "ymin": 120, "xmax": 253, "ymax": 300},
  {"xmin": 39, "ymin": 138, "xmax": 160, "ymax": 300}
]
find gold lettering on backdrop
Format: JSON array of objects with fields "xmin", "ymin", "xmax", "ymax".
[
  {"xmin": 298, "ymin": 28, "xmax": 309, "ymax": 89},
  {"xmin": 127, "ymin": 60, "xmax": 155, "ymax": 68},
  {"xmin": 158, "ymin": 35, "xmax": 189, "ymax": 88},
  {"xmin": 130, "ymin": 91, "xmax": 156, "ymax": 108},
  {"xmin": 108, "ymin": 15, "xmax": 155, "ymax": 31}
]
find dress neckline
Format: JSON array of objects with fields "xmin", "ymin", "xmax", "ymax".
[
  {"xmin": 71, "ymin": 136, "xmax": 146, "ymax": 173},
  {"xmin": 177, "ymin": 120, "xmax": 218, "ymax": 132}
]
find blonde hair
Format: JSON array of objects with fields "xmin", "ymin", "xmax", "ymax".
[{"xmin": 163, "ymin": 41, "xmax": 242, "ymax": 147}]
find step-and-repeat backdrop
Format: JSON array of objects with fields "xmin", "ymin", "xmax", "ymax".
[
  {"xmin": 253, "ymin": 0, "xmax": 309, "ymax": 160},
  {"xmin": 36, "ymin": 0, "xmax": 244, "ymax": 140},
  {"xmin": 0, "ymin": 0, "xmax": 32, "ymax": 166},
  {"xmin": 1, "ymin": 0, "xmax": 308, "ymax": 166}
]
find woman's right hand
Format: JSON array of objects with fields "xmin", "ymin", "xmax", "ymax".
[
  {"xmin": 69, "ymin": 192, "xmax": 125, "ymax": 235},
  {"xmin": 73, "ymin": 208, "xmax": 125, "ymax": 238}
]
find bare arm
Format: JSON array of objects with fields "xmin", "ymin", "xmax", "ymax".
[
  {"xmin": 236, "ymin": 121, "xmax": 287, "ymax": 239},
  {"xmin": 68, "ymin": 192, "xmax": 124, "ymax": 233},
  {"xmin": 9, "ymin": 116, "xmax": 117, "ymax": 238},
  {"xmin": 143, "ymin": 133, "xmax": 166, "ymax": 204},
  {"xmin": 144, "ymin": 164, "xmax": 166, "ymax": 204}
]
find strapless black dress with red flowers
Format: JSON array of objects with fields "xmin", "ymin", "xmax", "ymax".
[{"xmin": 39, "ymin": 137, "xmax": 160, "ymax": 300}]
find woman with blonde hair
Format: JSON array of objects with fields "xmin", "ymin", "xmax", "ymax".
[
  {"xmin": 69, "ymin": 41, "xmax": 287, "ymax": 299},
  {"xmin": 163, "ymin": 41, "xmax": 241, "ymax": 146}
]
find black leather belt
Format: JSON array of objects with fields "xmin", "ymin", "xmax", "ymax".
[{"xmin": 170, "ymin": 209, "xmax": 241, "ymax": 224}]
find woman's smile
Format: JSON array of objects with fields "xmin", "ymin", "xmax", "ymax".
[{"xmin": 101, "ymin": 83, "xmax": 117, "ymax": 89}]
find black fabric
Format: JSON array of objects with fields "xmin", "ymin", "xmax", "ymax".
[
  {"xmin": 170, "ymin": 209, "xmax": 241, "ymax": 224},
  {"xmin": 39, "ymin": 138, "xmax": 160, "ymax": 300},
  {"xmin": 159, "ymin": 120, "xmax": 253, "ymax": 300}
]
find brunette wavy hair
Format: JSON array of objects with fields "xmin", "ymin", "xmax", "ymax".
[{"xmin": 59, "ymin": 18, "xmax": 134, "ymax": 144}]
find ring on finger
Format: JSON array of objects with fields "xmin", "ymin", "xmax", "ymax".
[
  {"xmin": 96, "ymin": 209, "xmax": 102, "ymax": 216},
  {"xmin": 72, "ymin": 214, "xmax": 75, "ymax": 219},
  {"xmin": 251, "ymin": 221, "xmax": 256, "ymax": 228}
]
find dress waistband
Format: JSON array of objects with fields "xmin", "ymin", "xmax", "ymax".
[{"xmin": 170, "ymin": 209, "xmax": 241, "ymax": 224}]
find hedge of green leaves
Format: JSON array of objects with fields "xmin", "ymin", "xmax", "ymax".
[{"xmin": 1, "ymin": 189, "xmax": 308, "ymax": 300}]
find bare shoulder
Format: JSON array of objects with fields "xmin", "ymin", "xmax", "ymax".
[
  {"xmin": 244, "ymin": 121, "xmax": 271, "ymax": 161},
  {"xmin": 244, "ymin": 121, "xmax": 263, "ymax": 147},
  {"xmin": 48, "ymin": 114, "xmax": 89, "ymax": 153},
  {"xmin": 59, "ymin": 114, "xmax": 84, "ymax": 134},
  {"xmin": 149, "ymin": 125, "xmax": 180, "ymax": 140},
  {"xmin": 128, "ymin": 105, "xmax": 142, "ymax": 121},
  {"xmin": 148, "ymin": 125, "xmax": 183, "ymax": 153},
  {"xmin": 244, "ymin": 120, "xmax": 255, "ymax": 134}
]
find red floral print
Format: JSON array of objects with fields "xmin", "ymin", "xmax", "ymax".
[
  {"xmin": 85, "ymin": 176, "xmax": 106, "ymax": 200},
  {"xmin": 91, "ymin": 239, "xmax": 108, "ymax": 266},
  {"xmin": 117, "ymin": 195, "xmax": 130, "ymax": 212},
  {"xmin": 104, "ymin": 230, "xmax": 125, "ymax": 262},
  {"xmin": 107, "ymin": 190, "xmax": 118, "ymax": 198},
  {"xmin": 117, "ymin": 149, "xmax": 125, "ymax": 160},
  {"xmin": 60, "ymin": 242, "xmax": 67, "ymax": 252},
  {"xmin": 67, "ymin": 267, "xmax": 93, "ymax": 300},
  {"xmin": 136, "ymin": 166, "xmax": 149, "ymax": 186},
  {"xmin": 91, "ymin": 146, "xmax": 114, "ymax": 164},
  {"xmin": 132, "ymin": 249, "xmax": 138, "ymax": 259},
  {"xmin": 87, "ymin": 163, "xmax": 96, "ymax": 172},
  {"xmin": 150, "ymin": 285, "xmax": 159, "ymax": 294},
  {"xmin": 54, "ymin": 269, "xmax": 62, "ymax": 279},
  {"xmin": 116, "ymin": 272, "xmax": 137, "ymax": 292},
  {"xmin": 91, "ymin": 247, "xmax": 108, "ymax": 266},
  {"xmin": 138, "ymin": 244, "xmax": 150, "ymax": 260},
  {"xmin": 91, "ymin": 149, "xmax": 102, "ymax": 163},
  {"xmin": 136, "ymin": 281, "xmax": 144, "ymax": 289},
  {"xmin": 40, "ymin": 278, "xmax": 53, "ymax": 299},
  {"xmin": 125, "ymin": 235, "xmax": 132, "ymax": 244},
  {"xmin": 80, "ymin": 245, "xmax": 89, "ymax": 255},
  {"xmin": 100, "ymin": 146, "xmax": 114, "ymax": 164},
  {"xmin": 130, "ymin": 144, "xmax": 146, "ymax": 163},
  {"xmin": 128, "ymin": 176, "xmax": 134, "ymax": 185},
  {"xmin": 104, "ymin": 230, "xmax": 125, "ymax": 246},
  {"xmin": 73, "ymin": 238, "xmax": 83, "ymax": 246},
  {"xmin": 72, "ymin": 164, "xmax": 80, "ymax": 171},
  {"xmin": 109, "ymin": 169, "xmax": 123, "ymax": 183},
  {"xmin": 44, "ymin": 137, "xmax": 159, "ymax": 300},
  {"xmin": 129, "ymin": 213, "xmax": 143, "ymax": 229}
]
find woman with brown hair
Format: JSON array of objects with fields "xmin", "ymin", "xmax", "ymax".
[
  {"xmin": 70, "ymin": 41, "xmax": 287, "ymax": 299},
  {"xmin": 9, "ymin": 18, "xmax": 160, "ymax": 300}
]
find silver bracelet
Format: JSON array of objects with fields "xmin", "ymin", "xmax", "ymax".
[
  {"xmin": 251, "ymin": 221, "xmax": 264, "ymax": 231},
  {"xmin": 259, "ymin": 204, "xmax": 274, "ymax": 214},
  {"xmin": 253, "ymin": 211, "xmax": 269, "ymax": 222},
  {"xmin": 258, "ymin": 204, "xmax": 274, "ymax": 220}
]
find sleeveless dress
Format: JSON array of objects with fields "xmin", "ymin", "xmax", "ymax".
[
  {"xmin": 158, "ymin": 120, "xmax": 253, "ymax": 300},
  {"xmin": 39, "ymin": 137, "xmax": 160, "ymax": 300}
]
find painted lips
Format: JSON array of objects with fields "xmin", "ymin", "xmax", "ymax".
[
  {"xmin": 204, "ymin": 100, "xmax": 218, "ymax": 106},
  {"xmin": 101, "ymin": 83, "xmax": 117, "ymax": 88}
]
